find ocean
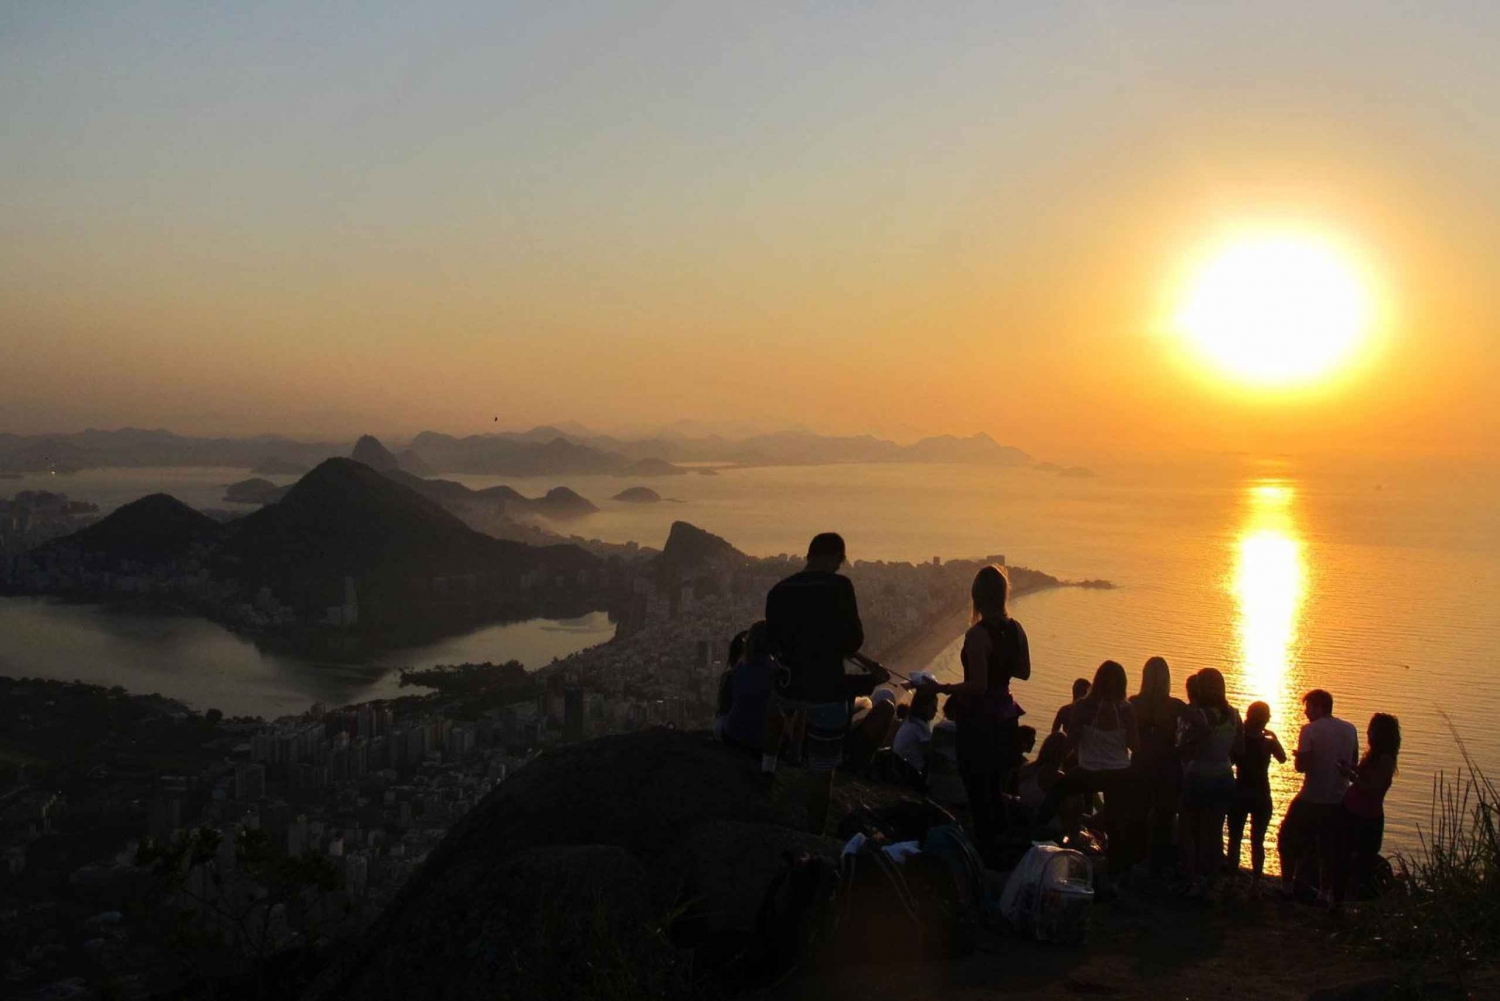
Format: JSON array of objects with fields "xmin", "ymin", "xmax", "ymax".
[{"xmin": 3, "ymin": 456, "xmax": 1496, "ymax": 856}]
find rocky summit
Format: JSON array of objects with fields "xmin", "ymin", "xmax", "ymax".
[{"xmin": 305, "ymin": 730, "xmax": 847, "ymax": 1001}]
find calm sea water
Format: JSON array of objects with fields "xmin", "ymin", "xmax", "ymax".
[
  {"xmin": 4, "ymin": 458, "xmax": 1497, "ymax": 856},
  {"xmin": 435, "ymin": 457, "xmax": 1500, "ymax": 858}
]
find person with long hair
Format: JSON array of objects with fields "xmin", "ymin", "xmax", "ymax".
[
  {"xmin": 716, "ymin": 623, "xmax": 778, "ymax": 751},
  {"xmin": 1037, "ymin": 659, "xmax": 1140, "ymax": 896},
  {"xmin": 927, "ymin": 564, "xmax": 1031, "ymax": 864},
  {"xmin": 1334, "ymin": 713, "xmax": 1400, "ymax": 909},
  {"xmin": 1177, "ymin": 668, "xmax": 1243, "ymax": 898},
  {"xmin": 1227, "ymin": 701, "xmax": 1286, "ymax": 889},
  {"xmin": 1130, "ymin": 656, "xmax": 1188, "ymax": 878}
]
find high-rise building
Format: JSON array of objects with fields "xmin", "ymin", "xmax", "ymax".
[
  {"xmin": 234, "ymin": 762, "xmax": 266, "ymax": 802},
  {"xmin": 147, "ymin": 795, "xmax": 180, "ymax": 840},
  {"xmin": 287, "ymin": 815, "xmax": 308, "ymax": 857},
  {"xmin": 216, "ymin": 824, "xmax": 239, "ymax": 872},
  {"xmin": 358, "ymin": 704, "xmax": 376, "ymax": 739},
  {"xmin": 344, "ymin": 853, "xmax": 368, "ymax": 896},
  {"xmin": 563, "ymin": 688, "xmax": 584, "ymax": 743}
]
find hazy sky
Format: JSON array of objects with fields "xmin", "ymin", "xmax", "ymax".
[{"xmin": 3, "ymin": 2, "xmax": 1496, "ymax": 456}]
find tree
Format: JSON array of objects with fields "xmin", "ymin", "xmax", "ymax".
[{"xmin": 134, "ymin": 826, "xmax": 347, "ymax": 999}]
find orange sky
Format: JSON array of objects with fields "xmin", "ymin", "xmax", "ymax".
[{"xmin": 2, "ymin": 3, "xmax": 1495, "ymax": 459}]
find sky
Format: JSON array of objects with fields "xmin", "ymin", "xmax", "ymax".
[{"xmin": 2, "ymin": 1, "xmax": 1496, "ymax": 458}]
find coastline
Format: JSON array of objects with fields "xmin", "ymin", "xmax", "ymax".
[{"xmin": 876, "ymin": 575, "xmax": 1088, "ymax": 679}]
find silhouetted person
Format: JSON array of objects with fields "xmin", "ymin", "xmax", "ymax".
[
  {"xmin": 844, "ymin": 688, "xmax": 898, "ymax": 768},
  {"xmin": 1017, "ymin": 732, "xmax": 1083, "ymax": 838},
  {"xmin": 713, "ymin": 629, "xmax": 751, "ymax": 737},
  {"xmin": 927, "ymin": 565, "xmax": 1030, "ymax": 865},
  {"xmin": 1038, "ymin": 660, "xmax": 1140, "ymax": 895},
  {"xmin": 1130, "ymin": 656, "xmax": 1188, "ymax": 878},
  {"xmin": 1278, "ymin": 689, "xmax": 1359, "ymax": 905},
  {"xmin": 1333, "ymin": 712, "xmax": 1400, "ymax": 910},
  {"xmin": 892, "ymin": 687, "xmax": 939, "ymax": 775},
  {"xmin": 1227, "ymin": 700, "xmax": 1286, "ymax": 888},
  {"xmin": 763, "ymin": 532, "xmax": 873, "ymax": 834},
  {"xmin": 1052, "ymin": 677, "xmax": 1091, "ymax": 734},
  {"xmin": 1178, "ymin": 667, "xmax": 1243, "ymax": 898},
  {"xmin": 716, "ymin": 622, "xmax": 776, "ymax": 752}
]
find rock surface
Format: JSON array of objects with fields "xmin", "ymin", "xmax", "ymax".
[{"xmin": 306, "ymin": 731, "xmax": 848, "ymax": 1001}]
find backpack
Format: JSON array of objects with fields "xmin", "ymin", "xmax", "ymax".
[
  {"xmin": 745, "ymin": 851, "xmax": 836, "ymax": 985},
  {"xmin": 999, "ymin": 844, "xmax": 1093, "ymax": 944},
  {"xmin": 824, "ymin": 816, "xmax": 983, "ymax": 962},
  {"xmin": 826, "ymin": 840, "xmax": 930, "ymax": 963}
]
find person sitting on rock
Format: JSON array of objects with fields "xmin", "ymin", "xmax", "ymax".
[
  {"xmin": 1052, "ymin": 677, "xmax": 1091, "ymax": 734},
  {"xmin": 716, "ymin": 621, "xmax": 776, "ymax": 752},
  {"xmin": 713, "ymin": 629, "xmax": 750, "ymax": 741},
  {"xmin": 1016, "ymin": 732, "xmax": 1075, "ymax": 832},
  {"xmin": 762, "ymin": 532, "xmax": 883, "ymax": 834},
  {"xmin": 844, "ymin": 687, "xmax": 899, "ymax": 768},
  {"xmin": 892, "ymin": 687, "xmax": 940, "ymax": 777}
]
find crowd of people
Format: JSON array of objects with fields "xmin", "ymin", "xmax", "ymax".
[{"xmin": 714, "ymin": 532, "xmax": 1401, "ymax": 910}]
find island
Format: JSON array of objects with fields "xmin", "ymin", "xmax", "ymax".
[
  {"xmin": 611, "ymin": 486, "xmax": 662, "ymax": 504},
  {"xmin": 223, "ymin": 477, "xmax": 287, "ymax": 504}
]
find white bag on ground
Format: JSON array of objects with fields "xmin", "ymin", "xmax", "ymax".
[{"xmin": 999, "ymin": 844, "xmax": 1093, "ymax": 943}]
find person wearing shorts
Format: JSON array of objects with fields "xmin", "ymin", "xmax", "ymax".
[{"xmin": 763, "ymin": 532, "xmax": 871, "ymax": 834}]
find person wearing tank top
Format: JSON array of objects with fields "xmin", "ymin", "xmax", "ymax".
[
  {"xmin": 929, "ymin": 566, "xmax": 1030, "ymax": 866},
  {"xmin": 1177, "ymin": 668, "xmax": 1244, "ymax": 898},
  {"xmin": 1331, "ymin": 713, "xmax": 1401, "ymax": 911},
  {"xmin": 1035, "ymin": 660, "xmax": 1140, "ymax": 895},
  {"xmin": 1227, "ymin": 701, "xmax": 1287, "ymax": 888}
]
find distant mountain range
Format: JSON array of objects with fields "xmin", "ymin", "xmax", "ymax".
[
  {"xmin": 225, "ymin": 436, "xmax": 603, "ymax": 528},
  {"xmin": 0, "ymin": 428, "xmax": 344, "ymax": 474},
  {"xmin": 0, "ymin": 425, "xmax": 1037, "ymax": 477},
  {"xmin": 37, "ymin": 458, "xmax": 601, "ymax": 634}
]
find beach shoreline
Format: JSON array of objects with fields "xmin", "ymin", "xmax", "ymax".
[{"xmin": 875, "ymin": 576, "xmax": 1073, "ymax": 678}]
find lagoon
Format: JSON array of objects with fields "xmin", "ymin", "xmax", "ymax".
[{"xmin": 0, "ymin": 597, "xmax": 616, "ymax": 719}]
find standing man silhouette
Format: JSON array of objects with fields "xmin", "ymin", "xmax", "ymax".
[{"xmin": 764, "ymin": 532, "xmax": 878, "ymax": 834}]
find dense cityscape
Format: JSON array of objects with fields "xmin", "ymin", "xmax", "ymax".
[{"xmin": 1, "ymin": 492, "xmax": 1061, "ymax": 1000}]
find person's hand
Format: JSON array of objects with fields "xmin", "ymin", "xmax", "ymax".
[{"xmin": 869, "ymin": 665, "xmax": 890, "ymax": 686}]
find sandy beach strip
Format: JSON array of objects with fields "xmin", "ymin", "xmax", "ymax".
[{"xmin": 873, "ymin": 578, "xmax": 1067, "ymax": 680}]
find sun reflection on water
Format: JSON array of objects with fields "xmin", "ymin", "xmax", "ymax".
[{"xmin": 1231, "ymin": 481, "xmax": 1307, "ymax": 709}]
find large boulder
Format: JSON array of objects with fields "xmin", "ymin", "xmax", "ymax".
[{"xmin": 307, "ymin": 731, "xmax": 861, "ymax": 1001}]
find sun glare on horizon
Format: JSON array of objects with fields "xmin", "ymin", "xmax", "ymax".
[{"xmin": 1173, "ymin": 234, "xmax": 1374, "ymax": 388}]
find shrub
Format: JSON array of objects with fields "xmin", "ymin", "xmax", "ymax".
[{"xmin": 1357, "ymin": 718, "xmax": 1498, "ymax": 988}]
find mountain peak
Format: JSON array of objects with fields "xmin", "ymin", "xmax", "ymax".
[
  {"xmin": 350, "ymin": 434, "xmax": 400, "ymax": 472},
  {"xmin": 45, "ymin": 493, "xmax": 223, "ymax": 565},
  {"xmin": 655, "ymin": 521, "xmax": 745, "ymax": 577}
]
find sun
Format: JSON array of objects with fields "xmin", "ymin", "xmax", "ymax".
[{"xmin": 1173, "ymin": 234, "xmax": 1373, "ymax": 387}]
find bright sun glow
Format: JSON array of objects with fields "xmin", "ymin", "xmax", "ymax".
[{"xmin": 1175, "ymin": 235, "xmax": 1373, "ymax": 386}]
